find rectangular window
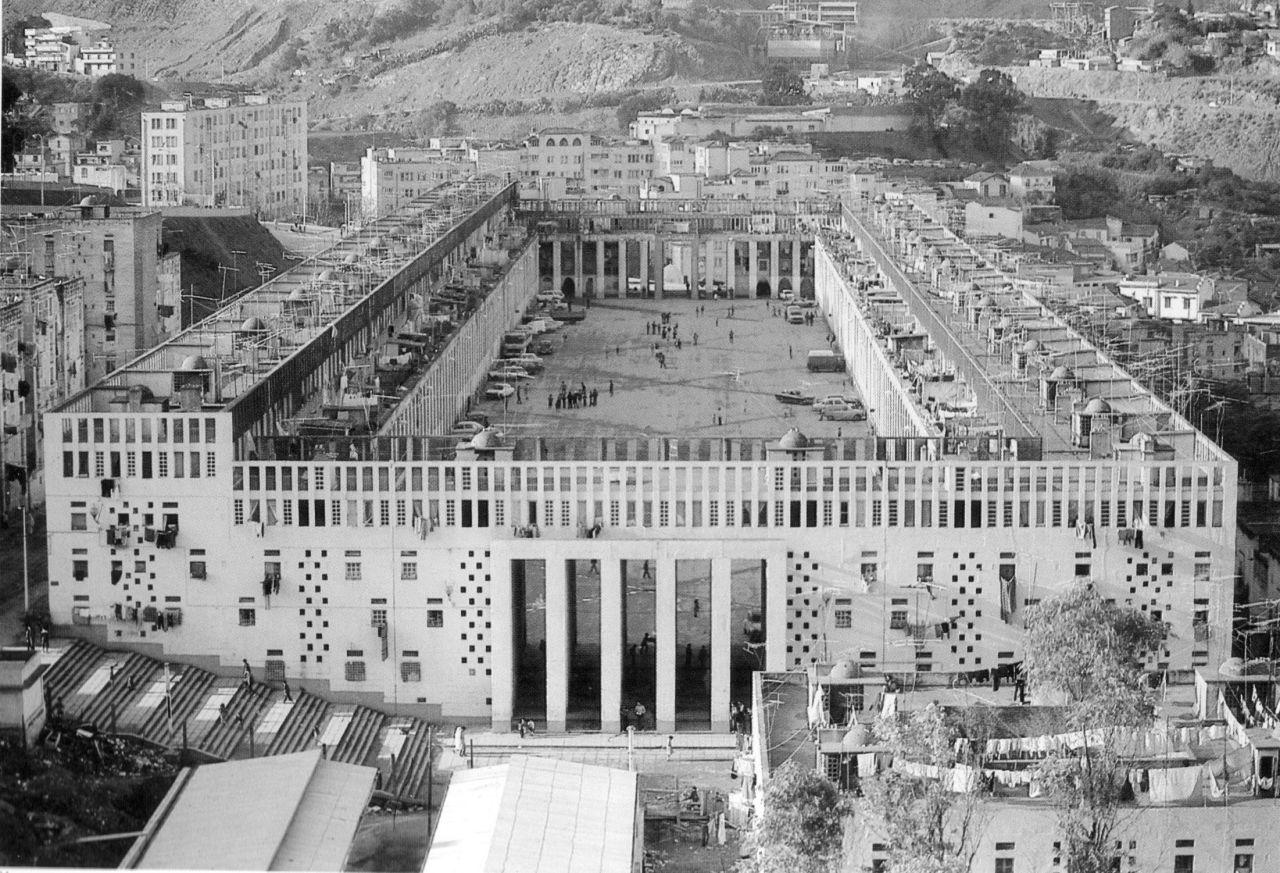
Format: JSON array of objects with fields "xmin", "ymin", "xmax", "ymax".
[
  {"xmin": 1173, "ymin": 857, "xmax": 1193, "ymax": 873},
  {"xmin": 370, "ymin": 608, "xmax": 387, "ymax": 627},
  {"xmin": 238, "ymin": 608, "xmax": 256, "ymax": 626},
  {"xmin": 73, "ymin": 560, "xmax": 89, "ymax": 581},
  {"xmin": 427, "ymin": 609, "xmax": 444, "ymax": 627},
  {"xmin": 401, "ymin": 562, "xmax": 417, "ymax": 580},
  {"xmin": 71, "ymin": 513, "xmax": 87, "ymax": 530},
  {"xmin": 190, "ymin": 560, "xmax": 207, "ymax": 579},
  {"xmin": 834, "ymin": 609, "xmax": 852, "ymax": 629},
  {"xmin": 345, "ymin": 661, "xmax": 367, "ymax": 682},
  {"xmin": 345, "ymin": 561, "xmax": 362, "ymax": 580},
  {"xmin": 995, "ymin": 860, "xmax": 1014, "ymax": 873},
  {"xmin": 401, "ymin": 661, "xmax": 422, "ymax": 682}
]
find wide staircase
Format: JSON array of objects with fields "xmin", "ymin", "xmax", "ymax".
[{"xmin": 40, "ymin": 639, "xmax": 438, "ymax": 804}]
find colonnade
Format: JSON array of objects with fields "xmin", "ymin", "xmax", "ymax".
[
  {"xmin": 489, "ymin": 545, "xmax": 788, "ymax": 733},
  {"xmin": 543, "ymin": 235, "xmax": 811, "ymax": 299}
]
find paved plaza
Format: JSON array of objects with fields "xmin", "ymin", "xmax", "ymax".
[{"xmin": 473, "ymin": 295, "xmax": 873, "ymax": 441}]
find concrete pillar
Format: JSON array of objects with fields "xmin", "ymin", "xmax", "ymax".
[
  {"xmin": 490, "ymin": 555, "xmax": 515, "ymax": 731},
  {"xmin": 638, "ymin": 237, "xmax": 649, "ymax": 298},
  {"xmin": 655, "ymin": 556, "xmax": 677, "ymax": 732},
  {"xmin": 748, "ymin": 240, "xmax": 759, "ymax": 296},
  {"xmin": 690, "ymin": 235, "xmax": 700, "ymax": 299},
  {"xmin": 596, "ymin": 238, "xmax": 606, "ymax": 299},
  {"xmin": 551, "ymin": 239, "xmax": 563, "ymax": 295},
  {"xmin": 574, "ymin": 238, "xmax": 584, "ymax": 298},
  {"xmin": 545, "ymin": 558, "xmax": 570, "ymax": 731},
  {"xmin": 792, "ymin": 237, "xmax": 803, "ymax": 294},
  {"xmin": 652, "ymin": 236, "xmax": 665, "ymax": 300},
  {"xmin": 765, "ymin": 555, "xmax": 788, "ymax": 672},
  {"xmin": 769, "ymin": 239, "xmax": 780, "ymax": 296},
  {"xmin": 616, "ymin": 239, "xmax": 627, "ymax": 298},
  {"xmin": 710, "ymin": 556, "xmax": 732, "ymax": 731},
  {"xmin": 600, "ymin": 557, "xmax": 624, "ymax": 732},
  {"xmin": 727, "ymin": 238, "xmax": 736, "ymax": 296}
]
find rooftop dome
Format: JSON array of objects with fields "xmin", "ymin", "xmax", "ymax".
[
  {"xmin": 1049, "ymin": 365, "xmax": 1075, "ymax": 381},
  {"xmin": 1219, "ymin": 657, "xmax": 1246, "ymax": 677},
  {"xmin": 470, "ymin": 427, "xmax": 507, "ymax": 450},
  {"xmin": 841, "ymin": 723, "xmax": 871, "ymax": 750},
  {"xmin": 240, "ymin": 317, "xmax": 266, "ymax": 332},
  {"xmin": 829, "ymin": 660, "xmax": 858, "ymax": 680},
  {"xmin": 178, "ymin": 354, "xmax": 210, "ymax": 371},
  {"xmin": 778, "ymin": 428, "xmax": 811, "ymax": 450},
  {"xmin": 1021, "ymin": 339, "xmax": 1042, "ymax": 354},
  {"xmin": 1083, "ymin": 397, "xmax": 1112, "ymax": 415}
]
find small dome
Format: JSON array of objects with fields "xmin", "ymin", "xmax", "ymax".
[
  {"xmin": 778, "ymin": 428, "xmax": 810, "ymax": 450},
  {"xmin": 1083, "ymin": 397, "xmax": 1112, "ymax": 415},
  {"xmin": 79, "ymin": 195, "xmax": 98, "ymax": 206},
  {"xmin": 1049, "ymin": 365, "xmax": 1074, "ymax": 381},
  {"xmin": 829, "ymin": 660, "xmax": 858, "ymax": 680},
  {"xmin": 240, "ymin": 317, "xmax": 265, "ymax": 332},
  {"xmin": 470, "ymin": 427, "xmax": 507, "ymax": 450},
  {"xmin": 1219, "ymin": 657, "xmax": 1246, "ymax": 677},
  {"xmin": 841, "ymin": 723, "xmax": 871, "ymax": 750},
  {"xmin": 1237, "ymin": 301, "xmax": 1262, "ymax": 317},
  {"xmin": 1022, "ymin": 339, "xmax": 1042, "ymax": 354},
  {"xmin": 178, "ymin": 354, "xmax": 210, "ymax": 371}
]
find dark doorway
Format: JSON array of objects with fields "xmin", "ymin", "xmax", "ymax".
[
  {"xmin": 756, "ymin": 279, "xmax": 772, "ymax": 298},
  {"xmin": 561, "ymin": 276, "xmax": 576, "ymax": 298}
]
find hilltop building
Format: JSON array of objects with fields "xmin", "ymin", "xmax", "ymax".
[{"xmin": 140, "ymin": 95, "xmax": 307, "ymax": 219}]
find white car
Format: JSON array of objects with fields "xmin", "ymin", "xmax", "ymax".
[
  {"xmin": 451, "ymin": 420, "xmax": 485, "ymax": 436},
  {"xmin": 535, "ymin": 291, "xmax": 564, "ymax": 303},
  {"xmin": 778, "ymin": 288, "xmax": 796, "ymax": 301},
  {"xmin": 819, "ymin": 401, "xmax": 866, "ymax": 422},
  {"xmin": 484, "ymin": 383, "xmax": 515, "ymax": 400},
  {"xmin": 813, "ymin": 395, "xmax": 859, "ymax": 410},
  {"xmin": 488, "ymin": 366, "xmax": 533, "ymax": 382}
]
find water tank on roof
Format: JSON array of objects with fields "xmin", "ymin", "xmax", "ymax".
[
  {"xmin": 178, "ymin": 354, "xmax": 210, "ymax": 371},
  {"xmin": 841, "ymin": 723, "xmax": 871, "ymax": 750},
  {"xmin": 240, "ymin": 317, "xmax": 266, "ymax": 332},
  {"xmin": 778, "ymin": 428, "xmax": 810, "ymax": 450}
]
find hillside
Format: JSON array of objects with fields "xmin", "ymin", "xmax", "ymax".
[{"xmin": 991, "ymin": 65, "xmax": 1280, "ymax": 182}]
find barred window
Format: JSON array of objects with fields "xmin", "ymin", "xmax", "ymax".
[
  {"xmin": 238, "ymin": 608, "xmax": 256, "ymax": 626},
  {"xmin": 265, "ymin": 659, "xmax": 286, "ymax": 683},
  {"xmin": 401, "ymin": 562, "xmax": 417, "ymax": 580},
  {"xmin": 206, "ymin": 452, "xmax": 217, "ymax": 478},
  {"xmin": 345, "ymin": 561, "xmax": 362, "ymax": 580},
  {"xmin": 834, "ymin": 609, "xmax": 852, "ymax": 629},
  {"xmin": 158, "ymin": 452, "xmax": 169, "ymax": 477},
  {"xmin": 401, "ymin": 661, "xmax": 422, "ymax": 683},
  {"xmin": 427, "ymin": 609, "xmax": 444, "ymax": 628},
  {"xmin": 371, "ymin": 608, "xmax": 387, "ymax": 627},
  {"xmin": 345, "ymin": 660, "xmax": 366, "ymax": 682}
]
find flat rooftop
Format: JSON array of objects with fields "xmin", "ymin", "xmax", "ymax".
[{"xmin": 472, "ymin": 296, "xmax": 873, "ymax": 442}]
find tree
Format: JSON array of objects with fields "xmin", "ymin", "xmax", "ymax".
[
  {"xmin": 902, "ymin": 64, "xmax": 958, "ymax": 151},
  {"xmin": 860, "ymin": 703, "xmax": 985, "ymax": 872},
  {"xmin": 957, "ymin": 68, "xmax": 1025, "ymax": 159},
  {"xmin": 1, "ymin": 75, "xmax": 38, "ymax": 173},
  {"xmin": 761, "ymin": 64, "xmax": 809, "ymax": 106},
  {"xmin": 1024, "ymin": 584, "xmax": 1165, "ymax": 873},
  {"xmin": 742, "ymin": 760, "xmax": 849, "ymax": 873}
]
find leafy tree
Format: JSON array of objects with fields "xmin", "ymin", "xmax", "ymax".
[
  {"xmin": 3, "ymin": 15, "xmax": 49, "ymax": 57},
  {"xmin": 860, "ymin": 703, "xmax": 985, "ymax": 873},
  {"xmin": 761, "ymin": 64, "xmax": 809, "ymax": 106},
  {"xmin": 957, "ymin": 68, "xmax": 1024, "ymax": 159},
  {"xmin": 741, "ymin": 760, "xmax": 849, "ymax": 873},
  {"xmin": 902, "ymin": 64, "xmax": 958, "ymax": 151},
  {"xmin": 1024, "ymin": 585, "xmax": 1164, "ymax": 873}
]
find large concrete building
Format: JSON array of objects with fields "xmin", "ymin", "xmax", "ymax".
[
  {"xmin": 6, "ymin": 203, "xmax": 165, "ymax": 384},
  {"xmin": 42, "ymin": 177, "xmax": 1236, "ymax": 740},
  {"xmin": 140, "ymin": 95, "xmax": 307, "ymax": 218}
]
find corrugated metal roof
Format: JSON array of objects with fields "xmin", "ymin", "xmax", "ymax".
[
  {"xmin": 423, "ymin": 756, "xmax": 638, "ymax": 873},
  {"xmin": 127, "ymin": 750, "xmax": 374, "ymax": 871}
]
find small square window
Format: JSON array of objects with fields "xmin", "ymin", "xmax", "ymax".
[
  {"xmin": 427, "ymin": 609, "xmax": 444, "ymax": 628},
  {"xmin": 238, "ymin": 608, "xmax": 256, "ymax": 626}
]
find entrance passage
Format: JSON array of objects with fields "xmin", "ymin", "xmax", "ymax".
[
  {"xmin": 675, "ymin": 559, "xmax": 712, "ymax": 730},
  {"xmin": 567, "ymin": 558, "xmax": 602, "ymax": 730},
  {"xmin": 730, "ymin": 559, "xmax": 766, "ymax": 712},
  {"xmin": 621, "ymin": 558, "xmax": 656, "ymax": 729},
  {"xmin": 511, "ymin": 559, "xmax": 547, "ymax": 725}
]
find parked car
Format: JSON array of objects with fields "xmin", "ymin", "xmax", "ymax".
[
  {"xmin": 533, "ymin": 340, "xmax": 555, "ymax": 356},
  {"xmin": 819, "ymin": 401, "xmax": 866, "ymax": 421},
  {"xmin": 451, "ymin": 420, "xmax": 484, "ymax": 436},
  {"xmin": 813, "ymin": 395, "xmax": 860, "ymax": 410},
  {"xmin": 484, "ymin": 383, "xmax": 515, "ymax": 400},
  {"xmin": 488, "ymin": 366, "xmax": 533, "ymax": 382},
  {"xmin": 779, "ymin": 288, "xmax": 796, "ymax": 301},
  {"xmin": 786, "ymin": 305, "xmax": 804, "ymax": 324},
  {"xmin": 535, "ymin": 290, "xmax": 564, "ymax": 303}
]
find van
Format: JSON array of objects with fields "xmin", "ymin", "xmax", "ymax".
[
  {"xmin": 806, "ymin": 350, "xmax": 847, "ymax": 372},
  {"xmin": 786, "ymin": 305, "xmax": 804, "ymax": 324}
]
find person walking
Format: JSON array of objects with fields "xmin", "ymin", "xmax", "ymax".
[
  {"xmin": 40, "ymin": 624, "xmax": 49, "ymax": 652},
  {"xmin": 685, "ymin": 643, "xmax": 694, "ymax": 669},
  {"xmin": 608, "ymin": 380, "xmax": 614, "ymax": 396},
  {"xmin": 728, "ymin": 330, "xmax": 734, "ymax": 344},
  {"xmin": 282, "ymin": 678, "xmax": 293, "ymax": 702},
  {"xmin": 454, "ymin": 725, "xmax": 466, "ymax": 757},
  {"xmin": 642, "ymin": 560, "xmax": 651, "ymax": 579},
  {"xmin": 242, "ymin": 659, "xmax": 253, "ymax": 690},
  {"xmin": 666, "ymin": 734, "xmax": 674, "ymax": 760}
]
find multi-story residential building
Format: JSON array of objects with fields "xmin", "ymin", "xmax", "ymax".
[
  {"xmin": 42, "ymin": 177, "xmax": 1236, "ymax": 740},
  {"xmin": 360, "ymin": 146, "xmax": 476, "ymax": 219},
  {"xmin": 1008, "ymin": 160, "xmax": 1058, "ymax": 201},
  {"xmin": 51, "ymin": 102, "xmax": 95, "ymax": 135},
  {"xmin": 1, "ymin": 274, "xmax": 85, "ymax": 505},
  {"xmin": 6, "ymin": 202, "xmax": 165, "ymax": 383},
  {"xmin": 140, "ymin": 95, "xmax": 307, "ymax": 219},
  {"xmin": 73, "ymin": 139, "xmax": 139, "ymax": 195}
]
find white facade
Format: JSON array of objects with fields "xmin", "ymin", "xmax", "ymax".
[{"xmin": 141, "ymin": 96, "xmax": 307, "ymax": 219}]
